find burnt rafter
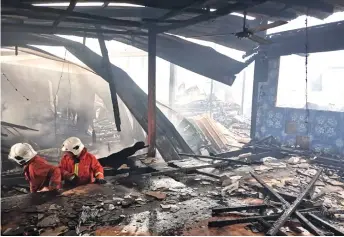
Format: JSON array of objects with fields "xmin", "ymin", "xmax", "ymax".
[
  {"xmin": 1, "ymin": 9, "xmax": 146, "ymax": 31},
  {"xmin": 96, "ymin": 28, "xmax": 122, "ymax": 132},
  {"xmin": 273, "ymin": 0, "xmax": 334, "ymax": 14},
  {"xmin": 155, "ymin": 0, "xmax": 210, "ymax": 21},
  {"xmin": 156, "ymin": 0, "xmax": 267, "ymax": 33},
  {"xmin": 2, "ymin": 2, "xmax": 144, "ymax": 28},
  {"xmin": 52, "ymin": 0, "xmax": 77, "ymax": 28},
  {"xmin": 11, "ymin": 0, "xmax": 213, "ymax": 15},
  {"xmin": 2, "ymin": 23, "xmax": 148, "ymax": 36}
]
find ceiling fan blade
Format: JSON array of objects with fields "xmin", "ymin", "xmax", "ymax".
[
  {"xmin": 190, "ymin": 32, "xmax": 237, "ymax": 38},
  {"xmin": 250, "ymin": 20, "xmax": 288, "ymax": 33},
  {"xmin": 248, "ymin": 34, "xmax": 272, "ymax": 45}
]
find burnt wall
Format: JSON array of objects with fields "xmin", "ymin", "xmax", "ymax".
[{"xmin": 253, "ymin": 58, "xmax": 344, "ymax": 155}]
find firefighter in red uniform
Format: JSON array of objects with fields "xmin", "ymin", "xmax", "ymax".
[
  {"xmin": 59, "ymin": 137, "xmax": 106, "ymax": 186},
  {"xmin": 8, "ymin": 143, "xmax": 62, "ymax": 193}
]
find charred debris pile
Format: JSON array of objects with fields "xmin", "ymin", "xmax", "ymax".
[{"xmin": 2, "ymin": 136, "xmax": 344, "ymax": 236}]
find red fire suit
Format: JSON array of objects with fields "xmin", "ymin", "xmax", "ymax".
[
  {"xmin": 59, "ymin": 148, "xmax": 104, "ymax": 185},
  {"xmin": 24, "ymin": 155, "xmax": 62, "ymax": 193}
]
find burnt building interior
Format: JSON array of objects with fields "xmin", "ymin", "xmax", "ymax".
[{"xmin": 1, "ymin": 0, "xmax": 344, "ymax": 236}]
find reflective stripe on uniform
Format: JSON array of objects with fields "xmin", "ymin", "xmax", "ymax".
[
  {"xmin": 95, "ymin": 172, "xmax": 103, "ymax": 177},
  {"xmin": 74, "ymin": 163, "xmax": 79, "ymax": 176}
]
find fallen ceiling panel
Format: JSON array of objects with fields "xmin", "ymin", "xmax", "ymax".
[
  {"xmin": 264, "ymin": 20, "xmax": 344, "ymax": 56},
  {"xmin": 114, "ymin": 33, "xmax": 249, "ymax": 85},
  {"xmin": 2, "ymin": 32, "xmax": 193, "ymax": 161},
  {"xmin": 2, "ymin": 32, "xmax": 249, "ymax": 86},
  {"xmin": 3, "ymin": 0, "xmax": 343, "ymax": 52}
]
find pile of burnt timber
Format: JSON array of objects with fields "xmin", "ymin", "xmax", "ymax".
[
  {"xmin": 208, "ymin": 168, "xmax": 344, "ymax": 236},
  {"xmin": 242, "ymin": 136, "xmax": 344, "ymax": 179}
]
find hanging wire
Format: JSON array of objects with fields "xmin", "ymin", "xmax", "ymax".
[
  {"xmin": 305, "ymin": 10, "xmax": 310, "ymax": 134},
  {"xmin": 67, "ymin": 58, "xmax": 72, "ymax": 118},
  {"xmin": 54, "ymin": 49, "xmax": 68, "ymax": 103},
  {"xmin": 2, "ymin": 72, "xmax": 30, "ymax": 101}
]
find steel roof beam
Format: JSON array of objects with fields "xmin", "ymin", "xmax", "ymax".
[
  {"xmin": 273, "ymin": 0, "xmax": 333, "ymax": 14},
  {"xmin": 156, "ymin": 0, "xmax": 267, "ymax": 33},
  {"xmin": 2, "ymin": 2, "xmax": 143, "ymax": 28},
  {"xmin": 10, "ymin": 0, "xmax": 212, "ymax": 15},
  {"xmin": 2, "ymin": 9, "xmax": 145, "ymax": 30},
  {"xmin": 52, "ymin": 0, "xmax": 77, "ymax": 28},
  {"xmin": 2, "ymin": 23, "xmax": 147, "ymax": 36},
  {"xmin": 155, "ymin": 0, "xmax": 210, "ymax": 21}
]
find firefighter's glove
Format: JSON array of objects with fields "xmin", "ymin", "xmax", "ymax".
[
  {"xmin": 69, "ymin": 174, "xmax": 79, "ymax": 186},
  {"xmin": 95, "ymin": 178, "xmax": 107, "ymax": 184}
]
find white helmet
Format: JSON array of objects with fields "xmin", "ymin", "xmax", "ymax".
[
  {"xmin": 8, "ymin": 143, "xmax": 37, "ymax": 165},
  {"xmin": 61, "ymin": 137, "xmax": 85, "ymax": 156}
]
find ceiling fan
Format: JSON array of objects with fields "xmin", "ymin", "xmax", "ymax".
[{"xmin": 192, "ymin": 12, "xmax": 288, "ymax": 45}]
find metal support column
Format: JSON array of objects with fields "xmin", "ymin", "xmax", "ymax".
[
  {"xmin": 168, "ymin": 63, "xmax": 176, "ymax": 120},
  {"xmin": 250, "ymin": 21, "xmax": 267, "ymax": 138},
  {"xmin": 209, "ymin": 79, "xmax": 214, "ymax": 117},
  {"xmin": 250, "ymin": 57, "xmax": 262, "ymax": 138},
  {"xmin": 240, "ymin": 71, "xmax": 246, "ymax": 115},
  {"xmin": 148, "ymin": 29, "xmax": 157, "ymax": 157},
  {"xmin": 97, "ymin": 30, "xmax": 121, "ymax": 131}
]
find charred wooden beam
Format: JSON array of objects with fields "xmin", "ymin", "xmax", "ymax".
[
  {"xmin": 244, "ymin": 150, "xmax": 283, "ymax": 162},
  {"xmin": 212, "ymin": 204, "xmax": 282, "ymax": 216},
  {"xmin": 97, "ymin": 29, "xmax": 121, "ymax": 131},
  {"xmin": 294, "ymin": 211, "xmax": 325, "ymax": 236},
  {"xmin": 1, "ymin": 121, "xmax": 39, "ymax": 131},
  {"xmin": 257, "ymin": 219, "xmax": 287, "ymax": 236},
  {"xmin": 250, "ymin": 171, "xmax": 324, "ymax": 235},
  {"xmin": 208, "ymin": 208, "xmax": 322, "ymax": 228},
  {"xmin": 178, "ymin": 153, "xmax": 250, "ymax": 165},
  {"xmin": 104, "ymin": 166, "xmax": 156, "ymax": 176},
  {"xmin": 266, "ymin": 169, "xmax": 322, "ymax": 236},
  {"xmin": 143, "ymin": 161, "xmax": 231, "ymax": 176},
  {"xmin": 209, "ymin": 214, "xmax": 281, "ymax": 227},
  {"xmin": 249, "ymin": 184, "xmax": 314, "ymax": 207},
  {"xmin": 194, "ymin": 170, "xmax": 221, "ymax": 179},
  {"xmin": 250, "ymin": 171, "xmax": 289, "ymax": 206},
  {"xmin": 306, "ymin": 213, "xmax": 344, "ymax": 236},
  {"xmin": 147, "ymin": 29, "xmax": 157, "ymax": 157},
  {"xmin": 215, "ymin": 148, "xmax": 252, "ymax": 158}
]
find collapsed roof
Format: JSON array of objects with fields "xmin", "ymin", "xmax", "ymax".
[
  {"xmin": 2, "ymin": 0, "xmax": 344, "ymax": 160},
  {"xmin": 2, "ymin": 0, "xmax": 344, "ymax": 84}
]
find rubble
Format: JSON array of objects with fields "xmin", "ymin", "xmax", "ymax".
[
  {"xmin": 37, "ymin": 214, "xmax": 60, "ymax": 228},
  {"xmin": 2, "ymin": 143, "xmax": 344, "ymax": 236},
  {"xmin": 149, "ymin": 176, "xmax": 186, "ymax": 190},
  {"xmin": 287, "ymin": 156, "xmax": 301, "ymax": 164},
  {"xmin": 40, "ymin": 226, "xmax": 68, "ymax": 236},
  {"xmin": 222, "ymin": 182, "xmax": 239, "ymax": 196},
  {"xmin": 145, "ymin": 191, "xmax": 167, "ymax": 200},
  {"xmin": 108, "ymin": 204, "xmax": 115, "ymax": 210},
  {"xmin": 160, "ymin": 204, "xmax": 172, "ymax": 211}
]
